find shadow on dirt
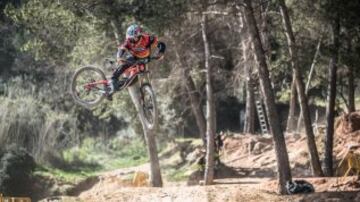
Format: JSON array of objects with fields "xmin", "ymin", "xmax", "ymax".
[
  {"xmin": 67, "ymin": 176, "xmax": 100, "ymax": 196},
  {"xmin": 296, "ymin": 191, "xmax": 360, "ymax": 202},
  {"xmin": 44, "ymin": 153, "xmax": 102, "ymax": 173},
  {"xmin": 187, "ymin": 163, "xmax": 275, "ymax": 185}
]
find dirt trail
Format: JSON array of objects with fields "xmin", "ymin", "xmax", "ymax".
[
  {"xmin": 70, "ymin": 156, "xmax": 280, "ymax": 202},
  {"xmin": 78, "ymin": 176, "xmax": 286, "ymax": 202},
  {"xmin": 81, "ymin": 184, "xmax": 279, "ymax": 202},
  {"xmin": 52, "ymin": 176, "xmax": 360, "ymax": 202},
  {"xmin": 42, "ymin": 111, "xmax": 360, "ymax": 202}
]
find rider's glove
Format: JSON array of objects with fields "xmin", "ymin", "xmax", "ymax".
[
  {"xmin": 155, "ymin": 54, "xmax": 164, "ymax": 60},
  {"xmin": 142, "ymin": 57, "xmax": 151, "ymax": 64}
]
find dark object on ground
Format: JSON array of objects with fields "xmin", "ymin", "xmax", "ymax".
[
  {"xmin": 286, "ymin": 180, "xmax": 315, "ymax": 194},
  {"xmin": 196, "ymin": 155, "xmax": 205, "ymax": 171},
  {"xmin": 0, "ymin": 145, "xmax": 36, "ymax": 196},
  {"xmin": 196, "ymin": 133, "xmax": 224, "ymax": 171},
  {"xmin": 215, "ymin": 133, "xmax": 224, "ymax": 152}
]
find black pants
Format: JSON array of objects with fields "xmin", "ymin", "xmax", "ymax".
[{"xmin": 111, "ymin": 56, "xmax": 137, "ymax": 81}]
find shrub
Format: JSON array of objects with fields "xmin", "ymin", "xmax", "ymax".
[{"xmin": 0, "ymin": 146, "xmax": 36, "ymax": 196}]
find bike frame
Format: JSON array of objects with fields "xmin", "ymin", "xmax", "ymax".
[
  {"xmin": 83, "ymin": 63, "xmax": 150, "ymax": 93},
  {"xmin": 120, "ymin": 63, "xmax": 149, "ymax": 89}
]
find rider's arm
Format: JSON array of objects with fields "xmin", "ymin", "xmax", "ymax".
[
  {"xmin": 146, "ymin": 34, "xmax": 166, "ymax": 60},
  {"xmin": 117, "ymin": 43, "xmax": 128, "ymax": 63},
  {"xmin": 117, "ymin": 48, "xmax": 126, "ymax": 59},
  {"xmin": 147, "ymin": 35, "xmax": 158, "ymax": 49}
]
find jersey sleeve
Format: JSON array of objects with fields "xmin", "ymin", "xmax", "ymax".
[
  {"xmin": 117, "ymin": 41, "xmax": 129, "ymax": 59},
  {"xmin": 144, "ymin": 34, "xmax": 158, "ymax": 49},
  {"xmin": 150, "ymin": 35, "xmax": 158, "ymax": 49}
]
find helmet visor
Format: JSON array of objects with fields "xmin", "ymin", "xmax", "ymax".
[{"xmin": 129, "ymin": 36, "xmax": 140, "ymax": 43}]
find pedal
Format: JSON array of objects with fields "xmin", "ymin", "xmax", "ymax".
[
  {"xmin": 103, "ymin": 85, "xmax": 113, "ymax": 101},
  {"xmin": 106, "ymin": 95, "xmax": 113, "ymax": 101},
  {"xmin": 105, "ymin": 91, "xmax": 113, "ymax": 101}
]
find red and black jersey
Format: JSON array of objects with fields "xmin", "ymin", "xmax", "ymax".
[{"xmin": 119, "ymin": 33, "xmax": 158, "ymax": 58}]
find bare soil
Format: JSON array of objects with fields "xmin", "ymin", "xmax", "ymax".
[{"xmin": 40, "ymin": 111, "xmax": 360, "ymax": 202}]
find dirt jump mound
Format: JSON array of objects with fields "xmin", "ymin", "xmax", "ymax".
[
  {"xmin": 337, "ymin": 111, "xmax": 360, "ymax": 134},
  {"xmin": 334, "ymin": 111, "xmax": 360, "ymax": 178}
]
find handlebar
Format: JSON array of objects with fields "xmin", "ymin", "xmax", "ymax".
[
  {"xmin": 117, "ymin": 56, "xmax": 159, "ymax": 66},
  {"xmin": 104, "ymin": 56, "xmax": 160, "ymax": 69}
]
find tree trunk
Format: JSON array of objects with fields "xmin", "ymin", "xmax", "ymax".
[
  {"xmin": 347, "ymin": 38, "xmax": 356, "ymax": 113},
  {"xmin": 185, "ymin": 74, "xmax": 207, "ymax": 144},
  {"xmin": 305, "ymin": 39, "xmax": 321, "ymax": 94},
  {"xmin": 260, "ymin": 0, "xmax": 271, "ymax": 61},
  {"xmin": 244, "ymin": 71, "xmax": 256, "ymax": 134},
  {"xmin": 128, "ymin": 84, "xmax": 163, "ymax": 187},
  {"xmin": 112, "ymin": 20, "xmax": 162, "ymax": 186},
  {"xmin": 110, "ymin": 20, "xmax": 120, "ymax": 45},
  {"xmin": 202, "ymin": 13, "xmax": 216, "ymax": 185},
  {"xmin": 297, "ymin": 39, "xmax": 322, "ymax": 130},
  {"xmin": 174, "ymin": 47, "xmax": 207, "ymax": 145},
  {"xmin": 324, "ymin": 14, "xmax": 340, "ymax": 177},
  {"xmin": 278, "ymin": 0, "xmax": 324, "ymax": 176},
  {"xmin": 241, "ymin": 25, "xmax": 256, "ymax": 134},
  {"xmin": 348, "ymin": 65, "xmax": 355, "ymax": 112},
  {"xmin": 242, "ymin": 0, "xmax": 292, "ymax": 194},
  {"xmin": 286, "ymin": 74, "xmax": 297, "ymax": 132}
]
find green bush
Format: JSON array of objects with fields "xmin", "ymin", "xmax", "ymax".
[
  {"xmin": 0, "ymin": 146, "xmax": 36, "ymax": 196},
  {"xmin": 0, "ymin": 96, "xmax": 79, "ymax": 164}
]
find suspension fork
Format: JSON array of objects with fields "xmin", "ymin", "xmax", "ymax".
[{"xmin": 139, "ymin": 64, "xmax": 150, "ymax": 103}]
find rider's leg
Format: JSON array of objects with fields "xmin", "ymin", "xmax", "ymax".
[{"xmin": 108, "ymin": 56, "xmax": 137, "ymax": 95}]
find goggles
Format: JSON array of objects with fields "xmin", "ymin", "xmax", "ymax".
[{"xmin": 129, "ymin": 36, "xmax": 140, "ymax": 43}]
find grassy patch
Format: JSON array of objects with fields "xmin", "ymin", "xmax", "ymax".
[
  {"xmin": 36, "ymin": 137, "xmax": 149, "ymax": 183},
  {"xmin": 174, "ymin": 137, "xmax": 203, "ymax": 146},
  {"xmin": 106, "ymin": 155, "xmax": 148, "ymax": 169},
  {"xmin": 36, "ymin": 136, "xmax": 205, "ymax": 184},
  {"xmin": 161, "ymin": 138, "xmax": 202, "ymax": 182},
  {"xmin": 34, "ymin": 166, "xmax": 97, "ymax": 183},
  {"xmin": 166, "ymin": 168, "xmax": 189, "ymax": 182},
  {"xmin": 165, "ymin": 163, "xmax": 199, "ymax": 182}
]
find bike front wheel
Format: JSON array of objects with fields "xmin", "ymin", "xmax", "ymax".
[
  {"xmin": 71, "ymin": 66, "xmax": 107, "ymax": 108},
  {"xmin": 140, "ymin": 84, "xmax": 158, "ymax": 130}
]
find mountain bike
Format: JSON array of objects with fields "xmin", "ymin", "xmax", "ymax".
[{"xmin": 70, "ymin": 58, "xmax": 158, "ymax": 130}]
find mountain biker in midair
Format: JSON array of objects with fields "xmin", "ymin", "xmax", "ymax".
[{"xmin": 107, "ymin": 24, "xmax": 166, "ymax": 99}]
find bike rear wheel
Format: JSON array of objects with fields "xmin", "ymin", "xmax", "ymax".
[
  {"xmin": 140, "ymin": 84, "xmax": 158, "ymax": 130},
  {"xmin": 71, "ymin": 66, "xmax": 107, "ymax": 108}
]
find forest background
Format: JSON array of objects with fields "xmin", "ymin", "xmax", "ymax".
[{"xmin": 0, "ymin": 0, "xmax": 360, "ymax": 197}]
